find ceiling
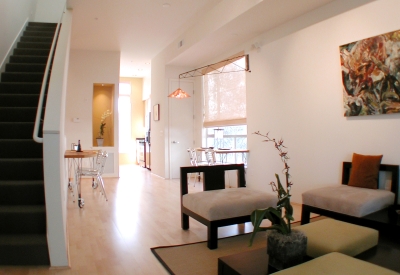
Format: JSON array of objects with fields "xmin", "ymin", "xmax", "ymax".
[{"xmin": 66, "ymin": 0, "xmax": 364, "ymax": 78}]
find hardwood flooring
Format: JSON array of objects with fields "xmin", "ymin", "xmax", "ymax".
[
  {"xmin": 0, "ymin": 164, "xmax": 398, "ymax": 274},
  {"xmin": 0, "ymin": 164, "xmax": 282, "ymax": 274}
]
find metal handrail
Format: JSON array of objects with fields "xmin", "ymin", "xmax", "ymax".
[{"xmin": 33, "ymin": 16, "xmax": 63, "ymax": 143}]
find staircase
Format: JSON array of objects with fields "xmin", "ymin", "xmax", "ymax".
[{"xmin": 0, "ymin": 22, "xmax": 57, "ymax": 265}]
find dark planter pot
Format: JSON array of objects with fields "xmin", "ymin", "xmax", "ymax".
[{"xmin": 267, "ymin": 229, "xmax": 307, "ymax": 271}]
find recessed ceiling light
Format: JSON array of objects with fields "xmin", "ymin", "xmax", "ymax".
[{"xmin": 162, "ymin": 3, "xmax": 171, "ymax": 8}]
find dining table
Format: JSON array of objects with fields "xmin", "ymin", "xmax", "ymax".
[
  {"xmin": 195, "ymin": 148, "xmax": 249, "ymax": 165},
  {"xmin": 64, "ymin": 150, "xmax": 98, "ymax": 208}
]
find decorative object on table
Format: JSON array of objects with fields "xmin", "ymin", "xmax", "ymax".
[
  {"xmin": 249, "ymin": 131, "xmax": 307, "ymax": 271},
  {"xmin": 340, "ymin": 29, "xmax": 400, "ymax": 117},
  {"xmin": 96, "ymin": 138, "xmax": 104, "ymax": 147},
  {"xmin": 153, "ymin": 104, "xmax": 160, "ymax": 120},
  {"xmin": 97, "ymin": 109, "xmax": 112, "ymax": 146},
  {"xmin": 71, "ymin": 143, "xmax": 77, "ymax": 151},
  {"xmin": 76, "ymin": 140, "xmax": 82, "ymax": 152}
]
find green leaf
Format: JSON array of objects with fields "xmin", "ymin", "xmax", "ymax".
[
  {"xmin": 249, "ymin": 209, "xmax": 269, "ymax": 246},
  {"xmin": 275, "ymin": 174, "xmax": 287, "ymax": 197},
  {"xmin": 249, "ymin": 206, "xmax": 291, "ymax": 246}
]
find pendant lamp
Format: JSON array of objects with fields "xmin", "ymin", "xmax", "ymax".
[
  {"xmin": 168, "ymin": 74, "xmax": 191, "ymax": 98},
  {"xmin": 168, "ymin": 87, "xmax": 190, "ymax": 98}
]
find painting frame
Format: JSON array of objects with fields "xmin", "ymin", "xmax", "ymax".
[
  {"xmin": 340, "ymin": 29, "xmax": 400, "ymax": 117},
  {"xmin": 153, "ymin": 104, "xmax": 160, "ymax": 121}
]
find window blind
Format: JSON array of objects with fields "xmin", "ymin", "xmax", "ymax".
[{"xmin": 203, "ymin": 55, "xmax": 247, "ymax": 127}]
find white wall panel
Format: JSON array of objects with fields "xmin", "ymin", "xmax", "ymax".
[{"xmin": 245, "ymin": 0, "xmax": 400, "ymax": 204}]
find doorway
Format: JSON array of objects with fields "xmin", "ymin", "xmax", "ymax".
[{"xmin": 168, "ymin": 80, "xmax": 194, "ymax": 179}]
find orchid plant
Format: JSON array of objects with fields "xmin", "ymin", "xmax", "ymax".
[
  {"xmin": 98, "ymin": 110, "xmax": 112, "ymax": 138},
  {"xmin": 249, "ymin": 131, "xmax": 294, "ymax": 246}
]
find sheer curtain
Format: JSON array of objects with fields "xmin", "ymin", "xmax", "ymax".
[{"xmin": 203, "ymin": 56, "xmax": 246, "ymax": 127}]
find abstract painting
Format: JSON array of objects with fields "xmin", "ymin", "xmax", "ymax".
[{"xmin": 340, "ymin": 30, "xmax": 400, "ymax": 116}]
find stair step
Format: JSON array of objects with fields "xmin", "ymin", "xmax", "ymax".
[
  {"xmin": 0, "ymin": 205, "xmax": 46, "ymax": 234},
  {"xmin": 0, "ymin": 107, "xmax": 43, "ymax": 122},
  {"xmin": 9, "ymin": 55, "xmax": 48, "ymax": 64},
  {"xmin": 5, "ymin": 63, "xmax": 46, "ymax": 73},
  {"xmin": 13, "ymin": 48, "xmax": 50, "ymax": 56},
  {"xmin": 20, "ymin": 36, "xmax": 53, "ymax": 43},
  {"xmin": 0, "ymin": 94, "xmax": 40, "ymax": 107},
  {"xmin": 25, "ymin": 26, "xmax": 56, "ymax": 33},
  {"xmin": 0, "ymin": 20, "xmax": 53, "ymax": 267},
  {"xmin": 1, "ymin": 72, "xmax": 44, "ymax": 82},
  {"xmin": 0, "ymin": 122, "xmax": 36, "ymax": 139},
  {"xmin": 28, "ymin": 22, "xmax": 57, "ymax": 28},
  {"xmin": 0, "ymin": 159, "xmax": 43, "ymax": 181},
  {"xmin": 0, "ymin": 234, "xmax": 50, "ymax": 265},
  {"xmin": 0, "ymin": 140, "xmax": 43, "ymax": 158},
  {"xmin": 23, "ymin": 30, "xmax": 55, "ymax": 38},
  {"xmin": 16, "ymin": 41, "xmax": 51, "ymax": 50},
  {"xmin": 0, "ymin": 83, "xmax": 42, "ymax": 94},
  {"xmin": 0, "ymin": 180, "xmax": 44, "ymax": 205}
]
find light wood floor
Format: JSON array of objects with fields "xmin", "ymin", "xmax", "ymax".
[{"xmin": 0, "ymin": 164, "xmax": 304, "ymax": 275}]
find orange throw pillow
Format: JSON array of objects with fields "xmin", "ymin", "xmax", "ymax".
[{"xmin": 348, "ymin": 153, "xmax": 383, "ymax": 189}]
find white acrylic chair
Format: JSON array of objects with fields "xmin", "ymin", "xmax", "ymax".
[
  {"xmin": 204, "ymin": 149, "xmax": 223, "ymax": 165},
  {"xmin": 187, "ymin": 148, "xmax": 210, "ymax": 185},
  {"xmin": 89, "ymin": 150, "xmax": 103, "ymax": 188},
  {"xmin": 76, "ymin": 151, "xmax": 108, "ymax": 203},
  {"xmin": 186, "ymin": 149, "xmax": 197, "ymax": 184}
]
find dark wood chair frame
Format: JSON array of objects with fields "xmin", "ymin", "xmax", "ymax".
[
  {"xmin": 301, "ymin": 162, "xmax": 399, "ymax": 231},
  {"xmin": 180, "ymin": 164, "xmax": 247, "ymax": 249}
]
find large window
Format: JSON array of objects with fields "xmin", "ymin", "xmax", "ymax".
[
  {"xmin": 205, "ymin": 125, "xmax": 247, "ymax": 163},
  {"xmin": 203, "ymin": 54, "xmax": 247, "ymax": 160},
  {"xmin": 118, "ymin": 82, "xmax": 132, "ymax": 153}
]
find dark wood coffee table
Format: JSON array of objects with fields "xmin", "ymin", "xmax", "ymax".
[{"xmin": 218, "ymin": 248, "xmax": 273, "ymax": 275}]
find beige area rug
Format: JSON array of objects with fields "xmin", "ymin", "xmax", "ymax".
[
  {"xmin": 151, "ymin": 231, "xmax": 267, "ymax": 275},
  {"xmin": 151, "ymin": 219, "xmax": 323, "ymax": 275}
]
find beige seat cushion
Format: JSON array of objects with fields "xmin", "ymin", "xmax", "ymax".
[
  {"xmin": 182, "ymin": 188, "xmax": 278, "ymax": 221},
  {"xmin": 302, "ymin": 185, "xmax": 394, "ymax": 217},
  {"xmin": 296, "ymin": 219, "xmax": 378, "ymax": 258},
  {"xmin": 273, "ymin": 252, "xmax": 399, "ymax": 275}
]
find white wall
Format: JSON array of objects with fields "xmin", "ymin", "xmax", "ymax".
[
  {"xmin": 245, "ymin": 0, "xmax": 400, "ymax": 203},
  {"xmin": 65, "ymin": 49, "xmax": 120, "ymax": 177},
  {"xmin": 150, "ymin": 52, "xmax": 167, "ymax": 177},
  {"xmin": 0, "ymin": 0, "xmax": 37, "ymax": 72},
  {"xmin": 142, "ymin": 76, "xmax": 151, "ymax": 101},
  {"xmin": 34, "ymin": 0, "xmax": 66, "ymax": 23},
  {"xmin": 42, "ymin": 7, "xmax": 72, "ymax": 266}
]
